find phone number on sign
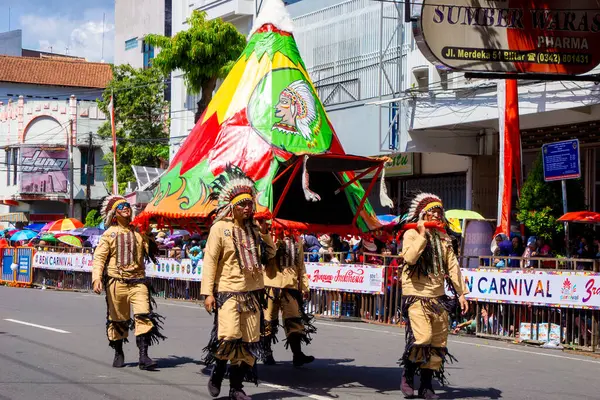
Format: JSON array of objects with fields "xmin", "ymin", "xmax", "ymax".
[{"xmin": 442, "ymin": 47, "xmax": 592, "ymax": 65}]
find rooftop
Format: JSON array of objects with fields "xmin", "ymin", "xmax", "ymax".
[{"xmin": 0, "ymin": 55, "xmax": 112, "ymax": 89}]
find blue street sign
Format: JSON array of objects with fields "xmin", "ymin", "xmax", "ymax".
[{"xmin": 542, "ymin": 139, "xmax": 581, "ymax": 182}]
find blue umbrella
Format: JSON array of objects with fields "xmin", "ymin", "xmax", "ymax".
[
  {"xmin": 10, "ymin": 229, "xmax": 37, "ymax": 242},
  {"xmin": 26, "ymin": 223, "xmax": 46, "ymax": 232}
]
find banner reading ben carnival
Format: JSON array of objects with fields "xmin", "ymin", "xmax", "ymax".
[
  {"xmin": 459, "ymin": 268, "xmax": 600, "ymax": 310},
  {"xmin": 33, "ymin": 251, "xmax": 94, "ymax": 272},
  {"xmin": 305, "ymin": 263, "xmax": 385, "ymax": 294}
]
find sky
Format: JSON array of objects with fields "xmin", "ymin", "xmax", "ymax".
[{"xmin": 1, "ymin": 0, "xmax": 115, "ymax": 62}]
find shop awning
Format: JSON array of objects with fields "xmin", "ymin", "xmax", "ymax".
[{"xmin": 0, "ymin": 212, "xmax": 29, "ymax": 223}]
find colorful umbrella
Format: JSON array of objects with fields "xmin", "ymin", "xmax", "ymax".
[
  {"xmin": 445, "ymin": 210, "xmax": 485, "ymax": 220},
  {"xmin": 558, "ymin": 211, "xmax": 600, "ymax": 223},
  {"xmin": 46, "ymin": 218, "xmax": 84, "ymax": 232},
  {"xmin": 9, "ymin": 229, "xmax": 38, "ymax": 242},
  {"xmin": 70, "ymin": 227, "xmax": 105, "ymax": 237},
  {"xmin": 136, "ymin": 0, "xmax": 386, "ymax": 234},
  {"xmin": 40, "ymin": 233, "xmax": 58, "ymax": 243},
  {"xmin": 26, "ymin": 223, "xmax": 46, "ymax": 232},
  {"xmin": 39, "ymin": 221, "xmax": 54, "ymax": 232},
  {"xmin": 57, "ymin": 235, "xmax": 83, "ymax": 248}
]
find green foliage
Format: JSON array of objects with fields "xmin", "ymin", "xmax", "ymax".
[
  {"xmin": 84, "ymin": 210, "xmax": 103, "ymax": 227},
  {"xmin": 145, "ymin": 11, "xmax": 246, "ymax": 119},
  {"xmin": 97, "ymin": 65, "xmax": 169, "ymax": 194},
  {"xmin": 517, "ymin": 151, "xmax": 585, "ymax": 241}
]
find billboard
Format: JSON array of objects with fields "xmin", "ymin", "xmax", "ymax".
[
  {"xmin": 20, "ymin": 148, "xmax": 68, "ymax": 193},
  {"xmin": 413, "ymin": 1, "xmax": 600, "ymax": 74}
]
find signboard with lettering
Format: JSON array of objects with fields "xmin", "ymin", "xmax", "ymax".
[
  {"xmin": 304, "ymin": 263, "xmax": 385, "ymax": 294},
  {"xmin": 542, "ymin": 139, "xmax": 581, "ymax": 182},
  {"xmin": 452, "ymin": 268, "xmax": 600, "ymax": 311},
  {"xmin": 384, "ymin": 152, "xmax": 414, "ymax": 176},
  {"xmin": 20, "ymin": 147, "xmax": 68, "ymax": 193},
  {"xmin": 413, "ymin": 0, "xmax": 600, "ymax": 74}
]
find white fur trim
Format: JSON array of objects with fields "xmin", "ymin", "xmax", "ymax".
[
  {"xmin": 302, "ymin": 155, "xmax": 321, "ymax": 202},
  {"xmin": 379, "ymin": 168, "xmax": 394, "ymax": 209},
  {"xmin": 250, "ymin": 0, "xmax": 295, "ymax": 36}
]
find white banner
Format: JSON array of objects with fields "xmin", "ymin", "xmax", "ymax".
[
  {"xmin": 146, "ymin": 258, "xmax": 202, "ymax": 281},
  {"xmin": 33, "ymin": 251, "xmax": 94, "ymax": 272},
  {"xmin": 305, "ymin": 263, "xmax": 385, "ymax": 294},
  {"xmin": 33, "ymin": 252, "xmax": 202, "ymax": 281},
  {"xmin": 460, "ymin": 268, "xmax": 600, "ymax": 310}
]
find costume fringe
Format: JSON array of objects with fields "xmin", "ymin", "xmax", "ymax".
[
  {"xmin": 399, "ymin": 295, "xmax": 457, "ymax": 386},
  {"xmin": 262, "ymin": 319, "xmax": 280, "ymax": 345},
  {"xmin": 103, "ymin": 276, "xmax": 167, "ymax": 347},
  {"xmin": 269, "ymin": 288, "xmax": 316, "ymax": 348},
  {"xmin": 202, "ymin": 289, "xmax": 266, "ymax": 385}
]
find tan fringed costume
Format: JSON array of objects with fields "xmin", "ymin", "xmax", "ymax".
[
  {"xmin": 261, "ymin": 234, "xmax": 316, "ymax": 366},
  {"xmin": 201, "ymin": 219, "xmax": 275, "ymax": 367},
  {"xmin": 202, "ymin": 165, "xmax": 276, "ymax": 400},
  {"xmin": 399, "ymin": 193, "xmax": 469, "ymax": 399},
  {"xmin": 92, "ymin": 195, "xmax": 165, "ymax": 371}
]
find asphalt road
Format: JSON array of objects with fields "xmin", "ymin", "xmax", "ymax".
[{"xmin": 0, "ymin": 286, "xmax": 599, "ymax": 400}]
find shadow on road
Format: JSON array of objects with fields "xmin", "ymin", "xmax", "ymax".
[
  {"xmin": 156, "ymin": 355, "xmax": 203, "ymax": 369},
  {"xmin": 257, "ymin": 358, "xmax": 502, "ymax": 399},
  {"xmin": 437, "ymin": 386, "xmax": 503, "ymax": 399}
]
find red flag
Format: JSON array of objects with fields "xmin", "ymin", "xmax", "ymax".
[
  {"xmin": 107, "ymin": 95, "xmax": 118, "ymax": 194},
  {"xmin": 496, "ymin": 79, "xmax": 521, "ymax": 237}
]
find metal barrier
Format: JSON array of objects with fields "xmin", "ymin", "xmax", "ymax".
[
  {"xmin": 0, "ymin": 247, "xmax": 34, "ymax": 287},
  {"xmin": 479, "ymin": 255, "xmax": 599, "ymax": 271}
]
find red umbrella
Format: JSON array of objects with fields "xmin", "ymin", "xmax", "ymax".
[
  {"xmin": 46, "ymin": 218, "xmax": 84, "ymax": 232},
  {"xmin": 557, "ymin": 211, "xmax": 600, "ymax": 224}
]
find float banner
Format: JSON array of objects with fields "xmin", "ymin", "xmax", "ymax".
[
  {"xmin": 458, "ymin": 269, "xmax": 600, "ymax": 310},
  {"xmin": 414, "ymin": 0, "xmax": 600, "ymax": 74},
  {"xmin": 34, "ymin": 251, "xmax": 93, "ymax": 272},
  {"xmin": 305, "ymin": 263, "xmax": 385, "ymax": 294}
]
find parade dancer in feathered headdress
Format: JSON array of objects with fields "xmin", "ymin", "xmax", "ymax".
[
  {"xmin": 261, "ymin": 230, "xmax": 316, "ymax": 367},
  {"xmin": 399, "ymin": 193, "xmax": 469, "ymax": 399},
  {"xmin": 202, "ymin": 165, "xmax": 276, "ymax": 400},
  {"xmin": 92, "ymin": 195, "xmax": 165, "ymax": 371}
]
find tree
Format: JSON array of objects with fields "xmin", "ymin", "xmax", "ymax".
[
  {"xmin": 146, "ymin": 11, "xmax": 246, "ymax": 122},
  {"xmin": 98, "ymin": 65, "xmax": 169, "ymax": 194},
  {"xmin": 517, "ymin": 152, "xmax": 585, "ymax": 241},
  {"xmin": 84, "ymin": 210, "xmax": 103, "ymax": 227}
]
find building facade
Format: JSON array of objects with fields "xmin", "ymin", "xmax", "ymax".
[
  {"xmin": 0, "ymin": 56, "xmax": 112, "ymax": 222},
  {"xmin": 114, "ymin": 0, "xmax": 172, "ymax": 68}
]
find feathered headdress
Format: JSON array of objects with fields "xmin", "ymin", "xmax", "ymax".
[
  {"xmin": 404, "ymin": 192, "xmax": 444, "ymax": 223},
  {"xmin": 101, "ymin": 194, "xmax": 135, "ymax": 226},
  {"xmin": 209, "ymin": 164, "xmax": 257, "ymax": 223}
]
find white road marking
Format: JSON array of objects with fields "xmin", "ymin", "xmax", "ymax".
[
  {"xmin": 262, "ymin": 383, "xmax": 333, "ymax": 399},
  {"xmin": 4, "ymin": 319, "xmax": 70, "ymax": 334},
  {"xmin": 315, "ymin": 321, "xmax": 600, "ymax": 365}
]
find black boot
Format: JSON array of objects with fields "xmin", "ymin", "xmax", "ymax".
[
  {"xmin": 229, "ymin": 364, "xmax": 252, "ymax": 400},
  {"xmin": 418, "ymin": 369, "xmax": 439, "ymax": 399},
  {"xmin": 208, "ymin": 359, "xmax": 227, "ymax": 398},
  {"xmin": 110, "ymin": 339, "xmax": 125, "ymax": 368},
  {"xmin": 400, "ymin": 361, "xmax": 416, "ymax": 398},
  {"xmin": 289, "ymin": 333, "xmax": 315, "ymax": 367},
  {"xmin": 136, "ymin": 334, "xmax": 157, "ymax": 370},
  {"xmin": 262, "ymin": 340, "xmax": 276, "ymax": 365}
]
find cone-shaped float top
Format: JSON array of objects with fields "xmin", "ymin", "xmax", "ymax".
[{"xmin": 138, "ymin": 0, "xmax": 385, "ymax": 234}]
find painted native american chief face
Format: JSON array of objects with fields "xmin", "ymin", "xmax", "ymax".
[{"xmin": 273, "ymin": 80, "xmax": 318, "ymax": 142}]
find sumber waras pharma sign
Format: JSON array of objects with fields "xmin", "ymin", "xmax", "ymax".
[{"xmin": 413, "ymin": 0, "xmax": 600, "ymax": 74}]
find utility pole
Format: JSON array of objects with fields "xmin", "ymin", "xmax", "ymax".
[
  {"xmin": 68, "ymin": 120, "xmax": 74, "ymax": 218},
  {"xmin": 85, "ymin": 133, "xmax": 93, "ymax": 216}
]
